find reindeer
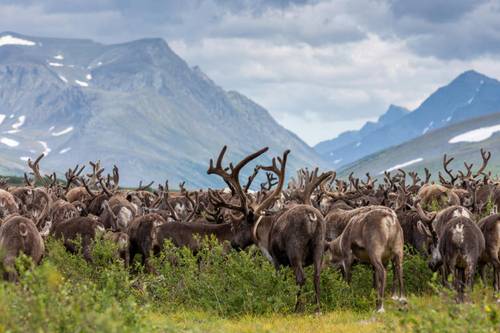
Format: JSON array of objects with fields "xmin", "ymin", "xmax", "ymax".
[
  {"xmin": 0, "ymin": 216, "xmax": 44, "ymax": 281},
  {"xmin": 477, "ymin": 214, "xmax": 500, "ymax": 294},
  {"xmin": 416, "ymin": 202, "xmax": 484, "ymax": 301},
  {"xmin": 0, "ymin": 189, "xmax": 18, "ymax": 219},
  {"xmin": 50, "ymin": 216, "xmax": 105, "ymax": 262},
  {"xmin": 153, "ymin": 147, "xmax": 283, "ymax": 253},
  {"xmin": 327, "ymin": 207, "xmax": 405, "ymax": 312},
  {"xmin": 393, "ymin": 185, "xmax": 433, "ymax": 255},
  {"xmin": 204, "ymin": 147, "xmax": 332, "ymax": 313},
  {"xmin": 432, "ymin": 216, "xmax": 484, "ymax": 302},
  {"xmin": 127, "ymin": 213, "xmax": 167, "ymax": 270}
]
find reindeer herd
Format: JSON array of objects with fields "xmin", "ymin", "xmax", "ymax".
[{"xmin": 0, "ymin": 147, "xmax": 498, "ymax": 313}]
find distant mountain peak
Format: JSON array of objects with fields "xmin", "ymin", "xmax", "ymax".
[
  {"xmin": 378, "ymin": 105, "xmax": 409, "ymax": 126},
  {"xmin": 314, "ymin": 104, "xmax": 409, "ymax": 157},
  {"xmin": 452, "ymin": 70, "xmax": 493, "ymax": 85},
  {"xmin": 0, "ymin": 31, "xmax": 326, "ymax": 186},
  {"xmin": 315, "ymin": 70, "xmax": 500, "ymax": 169}
]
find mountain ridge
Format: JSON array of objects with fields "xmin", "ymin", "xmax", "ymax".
[
  {"xmin": 314, "ymin": 70, "xmax": 500, "ymax": 168},
  {"xmin": 0, "ymin": 31, "xmax": 327, "ymax": 187}
]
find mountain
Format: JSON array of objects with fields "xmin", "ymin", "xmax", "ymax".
[
  {"xmin": 338, "ymin": 112, "xmax": 500, "ymax": 178},
  {"xmin": 315, "ymin": 104, "xmax": 409, "ymax": 164},
  {"xmin": 0, "ymin": 32, "xmax": 326, "ymax": 187},
  {"xmin": 315, "ymin": 70, "xmax": 500, "ymax": 168}
]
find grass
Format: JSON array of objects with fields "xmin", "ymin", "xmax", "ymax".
[
  {"xmin": 162, "ymin": 310, "xmax": 381, "ymax": 333},
  {"xmin": 0, "ymin": 237, "xmax": 498, "ymax": 333}
]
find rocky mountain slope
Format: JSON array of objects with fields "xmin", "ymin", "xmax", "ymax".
[{"xmin": 0, "ymin": 32, "xmax": 326, "ymax": 187}]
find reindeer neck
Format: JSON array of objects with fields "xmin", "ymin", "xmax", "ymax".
[
  {"xmin": 188, "ymin": 221, "xmax": 235, "ymax": 242},
  {"xmin": 252, "ymin": 215, "xmax": 274, "ymax": 252}
]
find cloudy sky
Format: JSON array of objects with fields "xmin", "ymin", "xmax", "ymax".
[{"xmin": 2, "ymin": 0, "xmax": 500, "ymax": 145}]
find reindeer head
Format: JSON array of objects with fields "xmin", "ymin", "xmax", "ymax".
[{"xmin": 207, "ymin": 146, "xmax": 289, "ymax": 250}]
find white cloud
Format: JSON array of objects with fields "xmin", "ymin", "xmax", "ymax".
[{"xmin": 171, "ymin": 34, "xmax": 500, "ymax": 143}]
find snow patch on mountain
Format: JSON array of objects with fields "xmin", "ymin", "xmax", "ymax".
[
  {"xmin": 0, "ymin": 35, "xmax": 36, "ymax": 47},
  {"xmin": 448, "ymin": 124, "xmax": 500, "ymax": 143},
  {"xmin": 12, "ymin": 115, "xmax": 25, "ymax": 129},
  {"xmin": 381, "ymin": 158, "xmax": 424, "ymax": 174},
  {"xmin": 51, "ymin": 126, "xmax": 73, "ymax": 136},
  {"xmin": 0, "ymin": 137, "xmax": 19, "ymax": 147},
  {"xmin": 422, "ymin": 121, "xmax": 434, "ymax": 135},
  {"xmin": 5, "ymin": 129, "xmax": 20, "ymax": 134},
  {"xmin": 75, "ymin": 80, "xmax": 88, "ymax": 87},
  {"xmin": 59, "ymin": 147, "xmax": 71, "ymax": 154}
]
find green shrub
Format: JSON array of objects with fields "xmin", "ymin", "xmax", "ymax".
[
  {"xmin": 0, "ymin": 234, "xmax": 470, "ymax": 332},
  {"xmin": 385, "ymin": 283, "xmax": 499, "ymax": 333}
]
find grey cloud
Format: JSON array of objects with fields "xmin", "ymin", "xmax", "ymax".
[
  {"xmin": 389, "ymin": 0, "xmax": 500, "ymax": 59},
  {"xmin": 389, "ymin": 0, "xmax": 487, "ymax": 23},
  {"xmin": 1, "ymin": 0, "xmax": 500, "ymax": 143}
]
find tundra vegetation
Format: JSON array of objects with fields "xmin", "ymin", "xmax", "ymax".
[{"xmin": 0, "ymin": 148, "xmax": 498, "ymax": 332}]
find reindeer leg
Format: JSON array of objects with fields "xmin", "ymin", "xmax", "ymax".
[
  {"xmin": 478, "ymin": 262, "xmax": 486, "ymax": 286},
  {"xmin": 456, "ymin": 267, "xmax": 465, "ymax": 303},
  {"xmin": 369, "ymin": 253, "xmax": 387, "ymax": 313},
  {"xmin": 313, "ymin": 239, "xmax": 324, "ymax": 314},
  {"xmin": 375, "ymin": 262, "xmax": 387, "ymax": 313},
  {"xmin": 3, "ymin": 256, "xmax": 18, "ymax": 282},
  {"xmin": 443, "ymin": 259, "xmax": 454, "ymax": 289},
  {"xmin": 464, "ymin": 263, "xmax": 475, "ymax": 303},
  {"xmin": 292, "ymin": 261, "xmax": 306, "ymax": 313},
  {"xmin": 342, "ymin": 254, "xmax": 354, "ymax": 285},
  {"xmin": 391, "ymin": 253, "xmax": 406, "ymax": 303},
  {"xmin": 493, "ymin": 258, "xmax": 500, "ymax": 293}
]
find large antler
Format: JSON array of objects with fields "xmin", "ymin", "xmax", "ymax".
[
  {"xmin": 421, "ymin": 168, "xmax": 431, "ymax": 185},
  {"xmin": 99, "ymin": 165, "xmax": 120, "ymax": 195},
  {"xmin": 27, "ymin": 154, "xmax": 47, "ymax": 186},
  {"xmin": 440, "ymin": 154, "xmax": 458, "ymax": 186},
  {"xmin": 137, "ymin": 180, "xmax": 155, "ymax": 191},
  {"xmin": 65, "ymin": 164, "xmax": 85, "ymax": 191},
  {"xmin": 413, "ymin": 200, "xmax": 437, "ymax": 224},
  {"xmin": 360, "ymin": 172, "xmax": 377, "ymax": 189},
  {"xmin": 207, "ymin": 146, "xmax": 269, "ymax": 216},
  {"xmin": 408, "ymin": 171, "xmax": 421, "ymax": 189},
  {"xmin": 473, "ymin": 148, "xmax": 491, "ymax": 178},
  {"xmin": 296, "ymin": 168, "xmax": 333, "ymax": 206},
  {"xmin": 260, "ymin": 172, "xmax": 278, "ymax": 191},
  {"xmin": 252, "ymin": 150, "xmax": 290, "ymax": 213},
  {"xmin": 243, "ymin": 167, "xmax": 259, "ymax": 193},
  {"xmin": 86, "ymin": 161, "xmax": 104, "ymax": 187}
]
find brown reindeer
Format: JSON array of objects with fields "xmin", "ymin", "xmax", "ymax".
[
  {"xmin": 0, "ymin": 216, "xmax": 44, "ymax": 281},
  {"xmin": 327, "ymin": 207, "xmax": 405, "ymax": 312},
  {"xmin": 429, "ymin": 215, "xmax": 485, "ymax": 302},
  {"xmin": 0, "ymin": 189, "xmax": 18, "ymax": 219},
  {"xmin": 206, "ymin": 147, "xmax": 332, "ymax": 313},
  {"xmin": 154, "ymin": 146, "xmax": 283, "ymax": 253},
  {"xmin": 477, "ymin": 213, "xmax": 500, "ymax": 294},
  {"xmin": 50, "ymin": 216, "xmax": 105, "ymax": 262},
  {"xmin": 127, "ymin": 213, "xmax": 167, "ymax": 270}
]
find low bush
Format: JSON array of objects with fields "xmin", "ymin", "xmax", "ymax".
[
  {"xmin": 0, "ymin": 236, "xmax": 451, "ymax": 332},
  {"xmin": 385, "ymin": 282, "xmax": 499, "ymax": 333}
]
